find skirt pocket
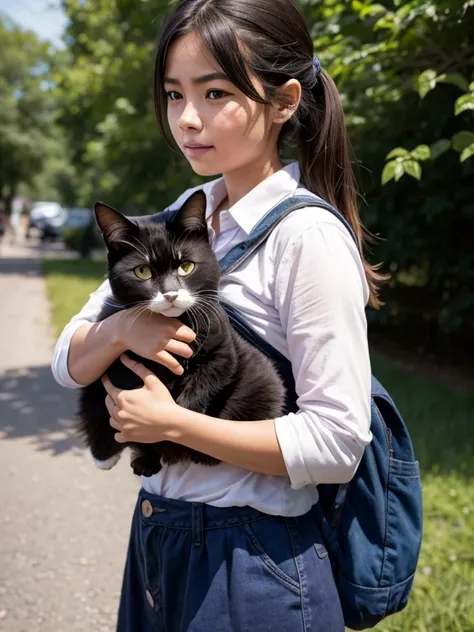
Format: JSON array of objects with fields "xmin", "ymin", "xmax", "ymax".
[{"xmin": 243, "ymin": 518, "xmax": 301, "ymax": 592}]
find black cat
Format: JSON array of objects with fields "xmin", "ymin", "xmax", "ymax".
[{"xmin": 78, "ymin": 191, "xmax": 286, "ymax": 476}]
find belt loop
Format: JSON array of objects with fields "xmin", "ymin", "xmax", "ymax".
[{"xmin": 192, "ymin": 502, "xmax": 203, "ymax": 547}]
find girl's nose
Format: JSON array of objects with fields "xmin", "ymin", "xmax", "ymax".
[{"xmin": 178, "ymin": 102, "xmax": 203, "ymax": 131}]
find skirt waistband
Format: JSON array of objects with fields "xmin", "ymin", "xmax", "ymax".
[{"xmin": 137, "ymin": 488, "xmax": 294, "ymax": 530}]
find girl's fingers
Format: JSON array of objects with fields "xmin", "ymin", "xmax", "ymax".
[
  {"xmin": 105, "ymin": 394, "xmax": 117, "ymax": 417},
  {"xmin": 164, "ymin": 339, "xmax": 193, "ymax": 359},
  {"xmin": 109, "ymin": 416, "xmax": 122, "ymax": 431},
  {"xmin": 170, "ymin": 321, "xmax": 196, "ymax": 343},
  {"xmin": 120, "ymin": 354, "xmax": 161, "ymax": 385},
  {"xmin": 115, "ymin": 432, "xmax": 127, "ymax": 443},
  {"xmin": 154, "ymin": 350, "xmax": 184, "ymax": 376},
  {"xmin": 102, "ymin": 374, "xmax": 121, "ymax": 401}
]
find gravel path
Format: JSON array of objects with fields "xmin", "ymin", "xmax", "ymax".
[{"xmin": 0, "ymin": 240, "xmax": 139, "ymax": 632}]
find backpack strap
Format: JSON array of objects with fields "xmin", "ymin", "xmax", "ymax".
[
  {"xmin": 219, "ymin": 193, "xmax": 358, "ymax": 275},
  {"xmin": 223, "ymin": 302, "xmax": 299, "ymax": 414},
  {"xmin": 221, "ymin": 300, "xmax": 347, "ymax": 529}
]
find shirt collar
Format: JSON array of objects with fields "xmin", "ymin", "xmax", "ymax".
[{"xmin": 202, "ymin": 161, "xmax": 302, "ymax": 236}]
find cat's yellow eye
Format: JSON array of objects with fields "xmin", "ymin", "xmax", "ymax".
[
  {"xmin": 134, "ymin": 265, "xmax": 152, "ymax": 280},
  {"xmin": 178, "ymin": 262, "xmax": 195, "ymax": 277}
]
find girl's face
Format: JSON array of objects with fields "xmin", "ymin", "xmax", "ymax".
[{"xmin": 164, "ymin": 32, "xmax": 279, "ymax": 176}]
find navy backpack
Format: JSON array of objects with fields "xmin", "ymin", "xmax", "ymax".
[{"xmin": 215, "ymin": 194, "xmax": 424, "ymax": 630}]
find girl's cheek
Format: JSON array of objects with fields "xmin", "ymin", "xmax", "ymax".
[{"xmin": 212, "ymin": 104, "xmax": 246, "ymax": 133}]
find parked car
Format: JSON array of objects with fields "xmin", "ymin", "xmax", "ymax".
[
  {"xmin": 27, "ymin": 201, "xmax": 66, "ymax": 241},
  {"xmin": 62, "ymin": 207, "xmax": 93, "ymax": 230}
]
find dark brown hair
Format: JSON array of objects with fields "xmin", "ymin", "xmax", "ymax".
[{"xmin": 154, "ymin": 0, "xmax": 388, "ymax": 308}]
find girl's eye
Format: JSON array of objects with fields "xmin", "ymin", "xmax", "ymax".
[
  {"xmin": 134, "ymin": 265, "xmax": 152, "ymax": 280},
  {"xmin": 166, "ymin": 90, "xmax": 182, "ymax": 101},
  {"xmin": 207, "ymin": 89, "xmax": 226, "ymax": 100},
  {"xmin": 178, "ymin": 262, "xmax": 195, "ymax": 277}
]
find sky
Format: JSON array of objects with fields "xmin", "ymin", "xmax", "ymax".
[{"xmin": 0, "ymin": 0, "xmax": 68, "ymax": 47}]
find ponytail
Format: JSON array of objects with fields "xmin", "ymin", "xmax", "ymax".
[
  {"xmin": 297, "ymin": 70, "xmax": 389, "ymax": 309},
  {"xmin": 153, "ymin": 0, "xmax": 389, "ymax": 307}
]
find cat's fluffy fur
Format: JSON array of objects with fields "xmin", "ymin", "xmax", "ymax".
[{"xmin": 77, "ymin": 191, "xmax": 286, "ymax": 476}]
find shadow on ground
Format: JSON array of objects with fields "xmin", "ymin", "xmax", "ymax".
[
  {"xmin": 0, "ymin": 364, "xmax": 84, "ymax": 457},
  {"xmin": 0, "ymin": 257, "xmax": 43, "ymax": 277}
]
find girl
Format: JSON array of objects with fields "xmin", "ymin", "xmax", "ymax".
[{"xmin": 52, "ymin": 0, "xmax": 387, "ymax": 629}]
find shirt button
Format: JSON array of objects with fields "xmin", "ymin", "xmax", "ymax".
[
  {"xmin": 145, "ymin": 589, "xmax": 154, "ymax": 608},
  {"xmin": 141, "ymin": 499, "xmax": 153, "ymax": 518}
]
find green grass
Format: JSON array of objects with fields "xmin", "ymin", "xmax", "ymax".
[
  {"xmin": 42, "ymin": 257, "xmax": 474, "ymax": 632},
  {"xmin": 370, "ymin": 356, "xmax": 474, "ymax": 631},
  {"xmin": 42, "ymin": 258, "xmax": 108, "ymax": 335}
]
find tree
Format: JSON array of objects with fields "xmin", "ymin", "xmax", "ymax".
[
  {"xmin": 56, "ymin": 0, "xmax": 201, "ymax": 213},
  {"xmin": 308, "ymin": 0, "xmax": 474, "ymax": 347},
  {"xmin": 0, "ymin": 18, "xmax": 60, "ymax": 208}
]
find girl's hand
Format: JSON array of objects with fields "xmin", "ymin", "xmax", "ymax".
[
  {"xmin": 114, "ymin": 308, "xmax": 195, "ymax": 376},
  {"xmin": 102, "ymin": 354, "xmax": 180, "ymax": 444}
]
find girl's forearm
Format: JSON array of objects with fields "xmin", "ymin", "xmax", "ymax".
[
  {"xmin": 165, "ymin": 408, "xmax": 288, "ymax": 476},
  {"xmin": 68, "ymin": 312, "xmax": 126, "ymax": 385}
]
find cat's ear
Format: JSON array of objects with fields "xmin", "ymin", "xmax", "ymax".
[
  {"xmin": 172, "ymin": 191, "xmax": 208, "ymax": 236},
  {"xmin": 94, "ymin": 202, "xmax": 138, "ymax": 247}
]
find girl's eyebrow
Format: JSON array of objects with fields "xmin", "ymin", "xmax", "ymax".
[{"xmin": 163, "ymin": 72, "xmax": 229, "ymax": 85}]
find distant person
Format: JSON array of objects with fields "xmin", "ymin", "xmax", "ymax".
[
  {"xmin": 0, "ymin": 203, "xmax": 10, "ymax": 251},
  {"xmin": 9, "ymin": 197, "xmax": 23, "ymax": 244}
]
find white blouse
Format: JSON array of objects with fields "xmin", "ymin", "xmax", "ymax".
[{"xmin": 51, "ymin": 161, "xmax": 372, "ymax": 517}]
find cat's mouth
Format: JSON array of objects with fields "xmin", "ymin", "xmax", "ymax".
[
  {"xmin": 156, "ymin": 305, "xmax": 187, "ymax": 317},
  {"xmin": 147, "ymin": 290, "xmax": 195, "ymax": 318},
  {"xmin": 147, "ymin": 303, "xmax": 189, "ymax": 318}
]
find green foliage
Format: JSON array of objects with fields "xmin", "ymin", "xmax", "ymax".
[
  {"xmin": 384, "ymin": 66, "xmax": 474, "ymax": 180},
  {"xmin": 3, "ymin": 0, "xmax": 473, "ymax": 348},
  {"xmin": 62, "ymin": 225, "xmax": 101, "ymax": 256},
  {"xmin": 309, "ymin": 0, "xmax": 474, "ymax": 346},
  {"xmin": 0, "ymin": 17, "xmax": 81, "ymax": 207},
  {"xmin": 382, "ymin": 145, "xmax": 430, "ymax": 183},
  {"xmin": 0, "ymin": 20, "xmax": 52, "ymax": 203},
  {"xmin": 55, "ymin": 0, "xmax": 201, "ymax": 213},
  {"xmin": 62, "ymin": 227, "xmax": 83, "ymax": 252}
]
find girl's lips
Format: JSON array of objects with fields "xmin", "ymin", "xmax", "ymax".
[{"xmin": 184, "ymin": 145, "xmax": 213, "ymax": 157}]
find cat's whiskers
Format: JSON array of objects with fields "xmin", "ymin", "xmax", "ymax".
[
  {"xmin": 103, "ymin": 297, "xmax": 125, "ymax": 309},
  {"xmin": 116, "ymin": 238, "xmax": 150, "ymax": 262},
  {"xmin": 134, "ymin": 236, "xmax": 154, "ymax": 262},
  {"xmin": 188, "ymin": 304, "xmax": 212, "ymax": 351},
  {"xmin": 125, "ymin": 302, "xmax": 152, "ymax": 330},
  {"xmin": 188, "ymin": 294, "xmax": 227, "ymax": 350},
  {"xmin": 185, "ymin": 307, "xmax": 201, "ymax": 340},
  {"xmin": 195, "ymin": 298, "xmax": 223, "ymax": 326}
]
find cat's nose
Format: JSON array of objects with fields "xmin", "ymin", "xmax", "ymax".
[{"xmin": 164, "ymin": 291, "xmax": 179, "ymax": 303}]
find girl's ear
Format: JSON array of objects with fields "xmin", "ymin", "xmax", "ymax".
[
  {"xmin": 94, "ymin": 202, "xmax": 138, "ymax": 247},
  {"xmin": 172, "ymin": 191, "xmax": 208, "ymax": 236},
  {"xmin": 272, "ymin": 79, "xmax": 302, "ymax": 124}
]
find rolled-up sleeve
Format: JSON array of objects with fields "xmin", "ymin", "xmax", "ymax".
[
  {"xmin": 51, "ymin": 279, "xmax": 114, "ymax": 388},
  {"xmin": 273, "ymin": 220, "xmax": 372, "ymax": 489}
]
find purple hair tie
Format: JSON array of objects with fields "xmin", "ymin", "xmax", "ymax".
[{"xmin": 312, "ymin": 54, "xmax": 321, "ymax": 75}]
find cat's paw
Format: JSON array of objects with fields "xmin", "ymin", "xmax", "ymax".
[
  {"xmin": 131, "ymin": 455, "xmax": 161, "ymax": 477},
  {"xmin": 93, "ymin": 453, "xmax": 121, "ymax": 470}
]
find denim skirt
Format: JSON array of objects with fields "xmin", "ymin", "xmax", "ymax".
[{"xmin": 117, "ymin": 488, "xmax": 344, "ymax": 632}]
